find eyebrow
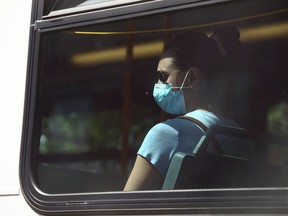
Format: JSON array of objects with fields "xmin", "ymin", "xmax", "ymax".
[{"xmin": 157, "ymin": 70, "xmax": 169, "ymax": 74}]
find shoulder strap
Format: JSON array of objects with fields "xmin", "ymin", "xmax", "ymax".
[
  {"xmin": 178, "ymin": 115, "xmax": 208, "ymax": 131},
  {"xmin": 178, "ymin": 115, "xmax": 223, "ymax": 155}
]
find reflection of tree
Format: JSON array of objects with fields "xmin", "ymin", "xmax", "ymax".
[
  {"xmin": 40, "ymin": 111, "xmax": 153, "ymax": 154},
  {"xmin": 267, "ymin": 102, "xmax": 288, "ymax": 139}
]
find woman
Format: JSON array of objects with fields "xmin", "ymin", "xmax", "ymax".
[{"xmin": 124, "ymin": 27, "xmax": 253, "ymax": 191}]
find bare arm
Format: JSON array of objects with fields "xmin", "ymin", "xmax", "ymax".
[{"xmin": 124, "ymin": 155, "xmax": 163, "ymax": 191}]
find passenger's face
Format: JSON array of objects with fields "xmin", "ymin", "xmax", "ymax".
[
  {"xmin": 156, "ymin": 57, "xmax": 181, "ymax": 88},
  {"xmin": 157, "ymin": 57, "xmax": 191, "ymax": 92}
]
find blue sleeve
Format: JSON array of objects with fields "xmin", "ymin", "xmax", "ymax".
[{"xmin": 137, "ymin": 122, "xmax": 179, "ymax": 176}]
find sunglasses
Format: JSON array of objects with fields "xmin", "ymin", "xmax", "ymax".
[{"xmin": 156, "ymin": 70, "xmax": 169, "ymax": 84}]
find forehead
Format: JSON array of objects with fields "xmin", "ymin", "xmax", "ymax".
[{"xmin": 157, "ymin": 57, "xmax": 178, "ymax": 72}]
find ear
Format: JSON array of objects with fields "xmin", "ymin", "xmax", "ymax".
[{"xmin": 188, "ymin": 67, "xmax": 201, "ymax": 89}]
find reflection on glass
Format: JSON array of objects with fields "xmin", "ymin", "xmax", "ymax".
[
  {"xmin": 35, "ymin": 0, "xmax": 288, "ymax": 193},
  {"xmin": 268, "ymin": 102, "xmax": 288, "ymax": 139}
]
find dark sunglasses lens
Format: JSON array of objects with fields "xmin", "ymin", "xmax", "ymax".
[{"xmin": 157, "ymin": 71, "xmax": 167, "ymax": 83}]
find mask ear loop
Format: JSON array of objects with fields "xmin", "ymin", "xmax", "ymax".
[{"xmin": 179, "ymin": 71, "xmax": 190, "ymax": 91}]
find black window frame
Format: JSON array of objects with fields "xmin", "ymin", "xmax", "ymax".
[{"xmin": 20, "ymin": 0, "xmax": 288, "ymax": 215}]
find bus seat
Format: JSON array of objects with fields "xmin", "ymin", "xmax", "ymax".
[
  {"xmin": 162, "ymin": 152, "xmax": 259, "ymax": 190},
  {"xmin": 162, "ymin": 125, "xmax": 260, "ymax": 190}
]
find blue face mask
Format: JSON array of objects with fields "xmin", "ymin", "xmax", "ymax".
[
  {"xmin": 153, "ymin": 71, "xmax": 189, "ymax": 115},
  {"xmin": 153, "ymin": 84, "xmax": 186, "ymax": 115}
]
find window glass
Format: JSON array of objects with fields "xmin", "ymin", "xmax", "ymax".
[
  {"xmin": 33, "ymin": 0, "xmax": 288, "ymax": 194},
  {"xmin": 36, "ymin": 16, "xmax": 163, "ymax": 193}
]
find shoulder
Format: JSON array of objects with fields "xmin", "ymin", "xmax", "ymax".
[
  {"xmin": 148, "ymin": 116, "xmax": 200, "ymax": 134},
  {"xmin": 185, "ymin": 109, "xmax": 239, "ymax": 128},
  {"xmin": 139, "ymin": 117, "xmax": 190, "ymax": 152},
  {"xmin": 143, "ymin": 115, "xmax": 205, "ymax": 146},
  {"xmin": 145, "ymin": 119, "xmax": 181, "ymax": 140}
]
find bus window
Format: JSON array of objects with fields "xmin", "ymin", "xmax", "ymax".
[{"xmin": 21, "ymin": 0, "xmax": 288, "ymax": 214}]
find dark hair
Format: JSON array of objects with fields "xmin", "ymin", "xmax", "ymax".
[
  {"xmin": 161, "ymin": 31, "xmax": 226, "ymax": 80},
  {"xmin": 211, "ymin": 26, "xmax": 249, "ymax": 74}
]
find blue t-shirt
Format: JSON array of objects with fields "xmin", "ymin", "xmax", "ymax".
[{"xmin": 138, "ymin": 109, "xmax": 254, "ymax": 176}]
